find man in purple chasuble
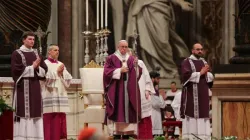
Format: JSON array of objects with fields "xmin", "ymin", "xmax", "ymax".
[
  {"xmin": 104, "ymin": 40, "xmax": 142, "ymax": 139},
  {"xmin": 11, "ymin": 32, "xmax": 48, "ymax": 140},
  {"xmin": 180, "ymin": 43, "xmax": 214, "ymax": 140}
]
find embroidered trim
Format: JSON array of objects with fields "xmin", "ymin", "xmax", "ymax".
[
  {"xmin": 24, "ymin": 79, "xmax": 30, "ymax": 118},
  {"xmin": 43, "ymin": 97, "xmax": 69, "ymax": 108},
  {"xmin": 183, "ymin": 87, "xmax": 188, "ymax": 116},
  {"xmin": 188, "ymin": 58, "xmax": 199, "ymax": 118},
  {"xmin": 16, "ymin": 50, "xmax": 27, "ymax": 66},
  {"xmin": 33, "ymin": 49, "xmax": 39, "ymax": 59},
  {"xmin": 16, "ymin": 50, "xmax": 30, "ymax": 118}
]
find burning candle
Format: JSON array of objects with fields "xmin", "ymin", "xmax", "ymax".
[
  {"xmin": 86, "ymin": 0, "xmax": 89, "ymax": 27},
  {"xmin": 101, "ymin": 0, "xmax": 103, "ymax": 29},
  {"xmin": 105, "ymin": 0, "xmax": 108, "ymax": 27},
  {"xmin": 97, "ymin": 0, "xmax": 99, "ymax": 30}
]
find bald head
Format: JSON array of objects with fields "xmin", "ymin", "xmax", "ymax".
[
  {"xmin": 117, "ymin": 40, "xmax": 128, "ymax": 55},
  {"xmin": 192, "ymin": 43, "xmax": 203, "ymax": 58}
]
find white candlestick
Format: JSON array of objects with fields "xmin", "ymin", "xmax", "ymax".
[
  {"xmin": 105, "ymin": 0, "xmax": 108, "ymax": 27},
  {"xmin": 97, "ymin": 0, "xmax": 99, "ymax": 30},
  {"xmin": 86, "ymin": 0, "xmax": 89, "ymax": 27},
  {"xmin": 101, "ymin": 0, "xmax": 103, "ymax": 29}
]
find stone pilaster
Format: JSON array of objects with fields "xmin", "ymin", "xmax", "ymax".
[{"xmin": 58, "ymin": 0, "xmax": 72, "ymax": 73}]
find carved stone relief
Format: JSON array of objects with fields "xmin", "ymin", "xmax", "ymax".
[{"xmin": 201, "ymin": 0, "xmax": 224, "ymax": 69}]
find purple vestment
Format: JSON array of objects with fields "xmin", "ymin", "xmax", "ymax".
[
  {"xmin": 11, "ymin": 50, "xmax": 48, "ymax": 118},
  {"xmin": 103, "ymin": 54, "xmax": 142, "ymax": 123},
  {"xmin": 180, "ymin": 57, "xmax": 213, "ymax": 118}
]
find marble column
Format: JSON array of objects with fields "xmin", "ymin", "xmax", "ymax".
[
  {"xmin": 224, "ymin": 0, "xmax": 236, "ymax": 64},
  {"xmin": 192, "ymin": 0, "xmax": 202, "ymax": 43},
  {"xmin": 228, "ymin": 0, "xmax": 236, "ymax": 60},
  {"xmin": 58, "ymin": 0, "xmax": 72, "ymax": 74},
  {"xmin": 72, "ymin": 0, "xmax": 81, "ymax": 78},
  {"xmin": 47, "ymin": 0, "xmax": 58, "ymax": 46}
]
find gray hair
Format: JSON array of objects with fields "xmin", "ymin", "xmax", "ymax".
[
  {"xmin": 118, "ymin": 40, "xmax": 127, "ymax": 43},
  {"xmin": 46, "ymin": 44, "xmax": 58, "ymax": 57},
  {"xmin": 47, "ymin": 44, "xmax": 58, "ymax": 53},
  {"xmin": 117, "ymin": 40, "xmax": 128, "ymax": 48}
]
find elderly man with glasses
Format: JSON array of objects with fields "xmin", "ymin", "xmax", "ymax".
[{"xmin": 103, "ymin": 40, "xmax": 141, "ymax": 139}]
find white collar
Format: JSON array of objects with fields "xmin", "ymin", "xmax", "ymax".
[
  {"xmin": 114, "ymin": 51, "xmax": 129, "ymax": 62},
  {"xmin": 189, "ymin": 54, "xmax": 204, "ymax": 60},
  {"xmin": 19, "ymin": 45, "xmax": 34, "ymax": 52}
]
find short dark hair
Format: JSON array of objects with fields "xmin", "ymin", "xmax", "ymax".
[
  {"xmin": 192, "ymin": 43, "xmax": 204, "ymax": 49},
  {"xmin": 171, "ymin": 81, "xmax": 176, "ymax": 85},
  {"xmin": 149, "ymin": 71, "xmax": 160, "ymax": 78},
  {"xmin": 21, "ymin": 31, "xmax": 35, "ymax": 41}
]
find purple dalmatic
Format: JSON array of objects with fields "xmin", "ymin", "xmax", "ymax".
[
  {"xmin": 103, "ymin": 53, "xmax": 142, "ymax": 123},
  {"xmin": 180, "ymin": 55, "xmax": 213, "ymax": 119},
  {"xmin": 11, "ymin": 46, "xmax": 48, "ymax": 118}
]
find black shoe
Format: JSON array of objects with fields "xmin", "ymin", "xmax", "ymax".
[
  {"xmin": 121, "ymin": 135, "xmax": 129, "ymax": 139},
  {"xmin": 113, "ymin": 135, "xmax": 121, "ymax": 139},
  {"xmin": 129, "ymin": 134, "xmax": 137, "ymax": 139}
]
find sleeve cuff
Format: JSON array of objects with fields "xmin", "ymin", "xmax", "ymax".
[
  {"xmin": 61, "ymin": 77, "xmax": 71, "ymax": 88},
  {"xmin": 189, "ymin": 72, "xmax": 200, "ymax": 83},
  {"xmin": 61, "ymin": 70, "xmax": 72, "ymax": 87},
  {"xmin": 63, "ymin": 70, "xmax": 73, "ymax": 80},
  {"xmin": 207, "ymin": 72, "xmax": 214, "ymax": 82},
  {"xmin": 37, "ymin": 66, "xmax": 46, "ymax": 77},
  {"xmin": 22, "ymin": 66, "xmax": 34, "ymax": 77},
  {"xmin": 112, "ymin": 68, "xmax": 121, "ymax": 79},
  {"xmin": 183, "ymin": 72, "xmax": 200, "ymax": 86}
]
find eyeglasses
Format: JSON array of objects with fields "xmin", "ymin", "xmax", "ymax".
[{"xmin": 120, "ymin": 46, "xmax": 128, "ymax": 48}]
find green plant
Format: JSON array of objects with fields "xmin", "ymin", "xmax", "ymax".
[
  {"xmin": 218, "ymin": 136, "xmax": 237, "ymax": 140},
  {"xmin": 0, "ymin": 97, "xmax": 14, "ymax": 116},
  {"xmin": 222, "ymin": 136, "xmax": 237, "ymax": 140},
  {"xmin": 129, "ymin": 137, "xmax": 135, "ymax": 140},
  {"xmin": 154, "ymin": 135, "xmax": 165, "ymax": 140}
]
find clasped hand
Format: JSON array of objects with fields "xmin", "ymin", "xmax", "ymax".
[
  {"xmin": 57, "ymin": 64, "xmax": 65, "ymax": 76},
  {"xmin": 32, "ymin": 58, "xmax": 41, "ymax": 69},
  {"xmin": 200, "ymin": 64, "xmax": 210, "ymax": 75},
  {"xmin": 145, "ymin": 90, "xmax": 150, "ymax": 100},
  {"xmin": 121, "ymin": 66, "xmax": 129, "ymax": 73}
]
